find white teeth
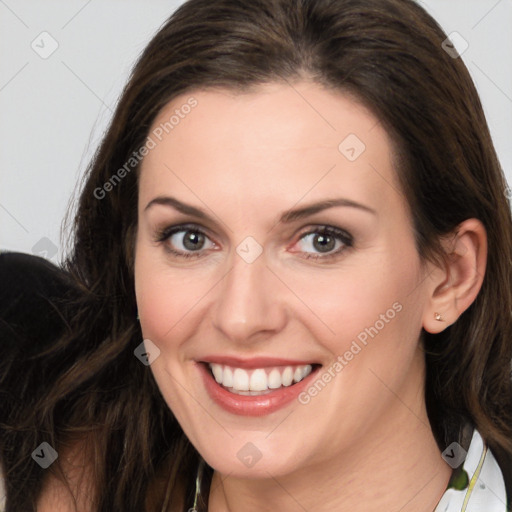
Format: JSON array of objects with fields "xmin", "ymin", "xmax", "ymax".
[
  {"xmin": 249, "ymin": 369, "xmax": 268, "ymax": 391},
  {"xmin": 211, "ymin": 364, "xmax": 223, "ymax": 383},
  {"xmin": 233, "ymin": 368, "xmax": 250, "ymax": 391},
  {"xmin": 281, "ymin": 366, "xmax": 293, "ymax": 386},
  {"xmin": 208, "ymin": 363, "xmax": 313, "ymax": 394},
  {"xmin": 223, "ymin": 366, "xmax": 233, "ymax": 387},
  {"xmin": 268, "ymin": 368, "xmax": 282, "ymax": 389}
]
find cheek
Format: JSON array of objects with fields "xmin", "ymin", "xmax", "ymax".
[
  {"xmin": 134, "ymin": 247, "xmax": 211, "ymax": 354},
  {"xmin": 282, "ymin": 257, "xmax": 418, "ymax": 353},
  {"xmin": 288, "ymin": 259, "xmax": 425, "ymax": 412}
]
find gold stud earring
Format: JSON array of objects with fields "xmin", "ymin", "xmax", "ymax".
[{"xmin": 434, "ymin": 312, "xmax": 443, "ymax": 322}]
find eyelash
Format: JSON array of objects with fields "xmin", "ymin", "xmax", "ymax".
[{"xmin": 153, "ymin": 224, "xmax": 354, "ymax": 261}]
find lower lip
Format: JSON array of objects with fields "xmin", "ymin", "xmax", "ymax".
[{"xmin": 197, "ymin": 362, "xmax": 321, "ymax": 416}]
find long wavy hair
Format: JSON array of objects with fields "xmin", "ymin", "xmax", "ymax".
[{"xmin": 3, "ymin": 0, "xmax": 511, "ymax": 510}]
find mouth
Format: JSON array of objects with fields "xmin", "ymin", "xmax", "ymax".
[
  {"xmin": 197, "ymin": 360, "xmax": 322, "ymax": 416},
  {"xmin": 206, "ymin": 362, "xmax": 318, "ymax": 395}
]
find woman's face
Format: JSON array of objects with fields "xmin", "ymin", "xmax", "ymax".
[{"xmin": 134, "ymin": 81, "xmax": 435, "ymax": 478}]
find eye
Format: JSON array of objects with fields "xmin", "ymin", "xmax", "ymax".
[
  {"xmin": 293, "ymin": 226, "xmax": 353, "ymax": 259},
  {"xmin": 154, "ymin": 225, "xmax": 216, "ymax": 258},
  {"xmin": 154, "ymin": 224, "xmax": 352, "ymax": 260}
]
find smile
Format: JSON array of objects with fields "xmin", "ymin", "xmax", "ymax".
[
  {"xmin": 197, "ymin": 359, "xmax": 321, "ymax": 416},
  {"xmin": 208, "ymin": 363, "xmax": 313, "ymax": 395}
]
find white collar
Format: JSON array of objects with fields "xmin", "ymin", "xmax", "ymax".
[{"xmin": 435, "ymin": 429, "xmax": 508, "ymax": 511}]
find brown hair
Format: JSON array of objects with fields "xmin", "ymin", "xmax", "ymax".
[{"xmin": 3, "ymin": 0, "xmax": 511, "ymax": 510}]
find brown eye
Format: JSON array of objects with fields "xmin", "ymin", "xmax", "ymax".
[
  {"xmin": 311, "ymin": 233, "xmax": 336, "ymax": 253},
  {"xmin": 181, "ymin": 231, "xmax": 206, "ymax": 251},
  {"xmin": 156, "ymin": 225, "xmax": 216, "ymax": 258},
  {"xmin": 295, "ymin": 226, "xmax": 353, "ymax": 259}
]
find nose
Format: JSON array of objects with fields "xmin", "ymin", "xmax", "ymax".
[{"xmin": 212, "ymin": 248, "xmax": 287, "ymax": 344}]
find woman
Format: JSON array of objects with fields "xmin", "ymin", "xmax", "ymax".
[{"xmin": 1, "ymin": 0, "xmax": 511, "ymax": 510}]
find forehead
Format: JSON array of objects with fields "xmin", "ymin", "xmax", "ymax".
[{"xmin": 138, "ymin": 81, "xmax": 401, "ymax": 215}]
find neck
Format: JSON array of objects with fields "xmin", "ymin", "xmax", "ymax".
[{"xmin": 207, "ymin": 378, "xmax": 452, "ymax": 512}]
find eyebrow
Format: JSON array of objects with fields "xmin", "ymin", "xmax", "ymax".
[{"xmin": 144, "ymin": 195, "xmax": 376, "ymax": 224}]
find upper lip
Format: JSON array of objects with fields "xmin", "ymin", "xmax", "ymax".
[{"xmin": 199, "ymin": 356, "xmax": 319, "ymax": 369}]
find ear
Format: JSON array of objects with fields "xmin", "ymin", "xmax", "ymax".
[{"xmin": 422, "ymin": 218, "xmax": 487, "ymax": 334}]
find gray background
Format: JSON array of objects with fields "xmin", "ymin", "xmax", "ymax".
[{"xmin": 1, "ymin": 0, "xmax": 511, "ymax": 263}]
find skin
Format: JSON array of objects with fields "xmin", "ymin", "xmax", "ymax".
[{"xmin": 133, "ymin": 81, "xmax": 487, "ymax": 512}]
